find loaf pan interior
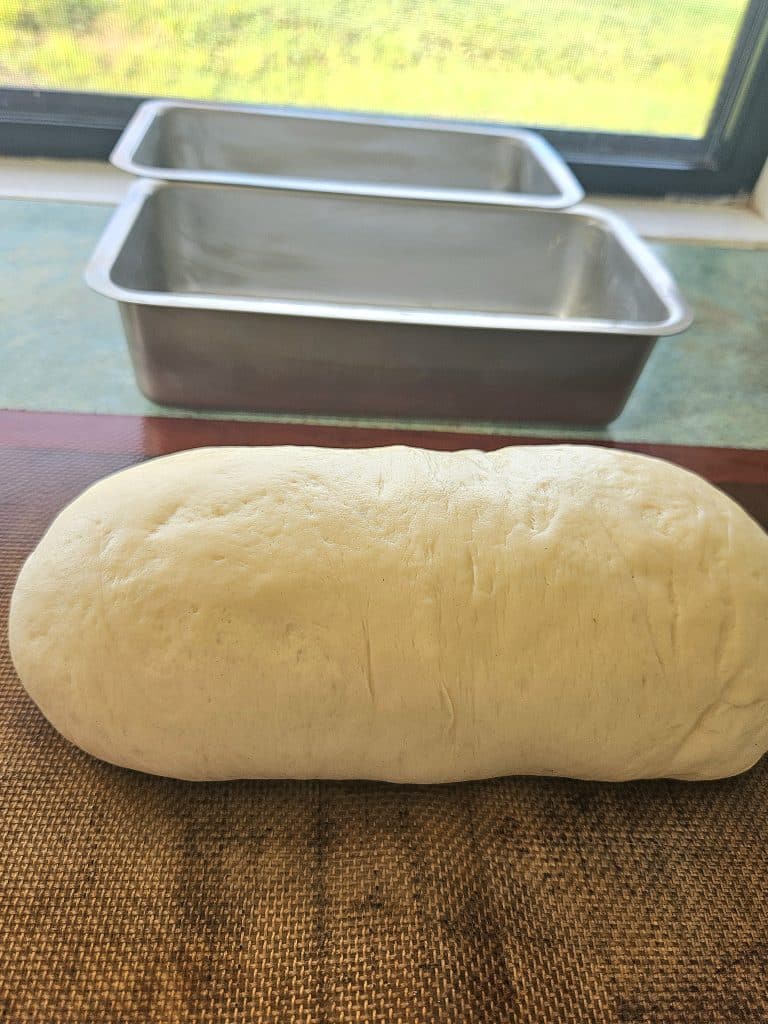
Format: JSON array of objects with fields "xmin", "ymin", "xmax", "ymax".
[
  {"xmin": 105, "ymin": 182, "xmax": 684, "ymax": 333},
  {"xmin": 113, "ymin": 101, "xmax": 585, "ymax": 207}
]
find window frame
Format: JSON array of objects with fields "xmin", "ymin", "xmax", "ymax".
[{"xmin": 1, "ymin": 0, "xmax": 767, "ymax": 198}]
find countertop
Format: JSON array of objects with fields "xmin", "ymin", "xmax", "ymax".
[{"xmin": 2, "ymin": 196, "xmax": 768, "ymax": 1024}]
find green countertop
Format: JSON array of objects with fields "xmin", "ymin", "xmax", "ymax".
[{"xmin": 1, "ymin": 198, "xmax": 766, "ymax": 448}]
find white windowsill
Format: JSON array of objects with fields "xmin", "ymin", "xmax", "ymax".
[{"xmin": 2, "ymin": 156, "xmax": 768, "ymax": 247}]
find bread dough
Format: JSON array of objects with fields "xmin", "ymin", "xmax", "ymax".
[{"xmin": 9, "ymin": 444, "xmax": 768, "ymax": 782}]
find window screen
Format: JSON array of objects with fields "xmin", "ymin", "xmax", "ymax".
[{"xmin": 0, "ymin": 0, "xmax": 752, "ymax": 138}]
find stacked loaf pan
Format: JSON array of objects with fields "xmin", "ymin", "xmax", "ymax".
[{"xmin": 88, "ymin": 100, "xmax": 692, "ymax": 426}]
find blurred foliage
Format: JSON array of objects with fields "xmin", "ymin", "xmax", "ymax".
[
  {"xmin": 6, "ymin": 0, "xmax": 113, "ymax": 33},
  {"xmin": 0, "ymin": 0, "xmax": 749, "ymax": 135}
]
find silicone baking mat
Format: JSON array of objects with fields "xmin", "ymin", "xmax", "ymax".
[{"xmin": 2, "ymin": 411, "xmax": 767, "ymax": 1023}]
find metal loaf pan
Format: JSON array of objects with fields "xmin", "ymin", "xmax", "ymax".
[
  {"xmin": 86, "ymin": 180, "xmax": 692, "ymax": 426},
  {"xmin": 110, "ymin": 100, "xmax": 585, "ymax": 209}
]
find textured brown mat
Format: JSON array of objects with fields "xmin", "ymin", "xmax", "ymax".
[{"xmin": 2, "ymin": 432, "xmax": 768, "ymax": 1023}]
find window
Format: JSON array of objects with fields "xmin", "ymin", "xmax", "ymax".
[{"xmin": 1, "ymin": 0, "xmax": 767, "ymax": 196}]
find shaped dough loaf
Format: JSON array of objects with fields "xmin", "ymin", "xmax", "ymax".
[{"xmin": 9, "ymin": 444, "xmax": 768, "ymax": 782}]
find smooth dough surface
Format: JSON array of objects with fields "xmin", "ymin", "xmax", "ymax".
[{"xmin": 9, "ymin": 444, "xmax": 768, "ymax": 782}]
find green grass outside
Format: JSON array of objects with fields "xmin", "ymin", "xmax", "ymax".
[{"xmin": 0, "ymin": 0, "xmax": 749, "ymax": 136}]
